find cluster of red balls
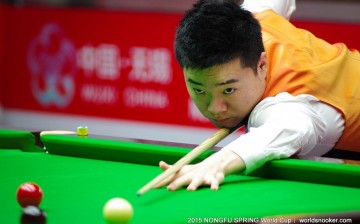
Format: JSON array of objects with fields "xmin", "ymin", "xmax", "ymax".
[{"xmin": 16, "ymin": 182, "xmax": 46, "ymax": 224}]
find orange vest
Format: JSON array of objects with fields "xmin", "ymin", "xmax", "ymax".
[{"xmin": 255, "ymin": 10, "xmax": 360, "ymax": 152}]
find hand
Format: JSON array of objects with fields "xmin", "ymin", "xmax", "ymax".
[
  {"xmin": 156, "ymin": 149, "xmax": 245, "ymax": 191},
  {"xmin": 158, "ymin": 160, "xmax": 224, "ymax": 191}
]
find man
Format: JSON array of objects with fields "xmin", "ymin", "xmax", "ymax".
[{"xmin": 157, "ymin": 0, "xmax": 360, "ymax": 191}]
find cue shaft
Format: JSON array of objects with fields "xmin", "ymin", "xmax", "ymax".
[
  {"xmin": 137, "ymin": 128, "xmax": 231, "ymax": 196},
  {"xmin": 40, "ymin": 130, "xmax": 76, "ymax": 136}
]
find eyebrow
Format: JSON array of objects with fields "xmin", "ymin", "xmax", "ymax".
[
  {"xmin": 187, "ymin": 78, "xmax": 203, "ymax": 86},
  {"xmin": 215, "ymin": 79, "xmax": 239, "ymax": 86},
  {"xmin": 187, "ymin": 78, "xmax": 239, "ymax": 86}
]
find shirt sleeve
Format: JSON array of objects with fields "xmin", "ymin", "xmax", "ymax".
[
  {"xmin": 242, "ymin": 0, "xmax": 296, "ymax": 20},
  {"xmin": 222, "ymin": 92, "xmax": 344, "ymax": 175}
]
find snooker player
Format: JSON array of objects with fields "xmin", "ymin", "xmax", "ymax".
[{"xmin": 156, "ymin": 0, "xmax": 360, "ymax": 191}]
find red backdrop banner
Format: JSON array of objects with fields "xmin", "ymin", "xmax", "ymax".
[
  {"xmin": 1, "ymin": 5, "xmax": 360, "ymax": 128},
  {"xmin": 2, "ymin": 6, "xmax": 212, "ymax": 127}
]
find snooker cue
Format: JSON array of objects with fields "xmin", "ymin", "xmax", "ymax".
[
  {"xmin": 137, "ymin": 127, "xmax": 235, "ymax": 196},
  {"xmin": 40, "ymin": 130, "xmax": 76, "ymax": 136}
]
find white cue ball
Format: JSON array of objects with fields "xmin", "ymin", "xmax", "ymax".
[{"xmin": 103, "ymin": 198, "xmax": 134, "ymax": 224}]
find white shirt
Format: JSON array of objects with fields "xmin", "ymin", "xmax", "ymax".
[
  {"xmin": 224, "ymin": 93, "xmax": 344, "ymax": 174},
  {"xmin": 224, "ymin": 0, "xmax": 345, "ymax": 174},
  {"xmin": 242, "ymin": 0, "xmax": 296, "ymax": 20}
]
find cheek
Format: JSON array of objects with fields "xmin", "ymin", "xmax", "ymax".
[
  {"xmin": 241, "ymin": 90, "xmax": 262, "ymax": 111},
  {"xmin": 231, "ymin": 92, "xmax": 253, "ymax": 113},
  {"xmin": 188, "ymin": 90, "xmax": 198, "ymax": 102},
  {"xmin": 244, "ymin": 93, "xmax": 254, "ymax": 105},
  {"xmin": 243, "ymin": 80, "xmax": 264, "ymax": 103},
  {"xmin": 192, "ymin": 97, "xmax": 211, "ymax": 117},
  {"xmin": 192, "ymin": 97, "xmax": 206, "ymax": 110}
]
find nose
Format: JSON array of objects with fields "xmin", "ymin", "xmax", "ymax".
[{"xmin": 207, "ymin": 96, "xmax": 227, "ymax": 116}]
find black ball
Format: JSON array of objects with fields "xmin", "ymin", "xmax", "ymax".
[{"xmin": 21, "ymin": 205, "xmax": 46, "ymax": 224}]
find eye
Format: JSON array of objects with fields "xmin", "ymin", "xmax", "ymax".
[
  {"xmin": 193, "ymin": 88, "xmax": 205, "ymax": 95},
  {"xmin": 223, "ymin": 88, "xmax": 236, "ymax": 95}
]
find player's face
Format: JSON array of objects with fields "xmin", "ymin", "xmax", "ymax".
[{"xmin": 184, "ymin": 54, "xmax": 267, "ymax": 128}]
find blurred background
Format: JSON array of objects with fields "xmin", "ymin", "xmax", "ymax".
[{"xmin": 0, "ymin": 0, "xmax": 359, "ymax": 145}]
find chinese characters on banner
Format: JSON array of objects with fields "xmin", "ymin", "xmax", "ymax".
[{"xmin": 2, "ymin": 6, "xmax": 213, "ymax": 128}]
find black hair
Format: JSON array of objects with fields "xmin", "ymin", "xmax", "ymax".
[{"xmin": 175, "ymin": 0, "xmax": 264, "ymax": 71}]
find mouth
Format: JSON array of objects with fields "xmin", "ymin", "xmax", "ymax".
[
  {"xmin": 210, "ymin": 117, "xmax": 233, "ymax": 127},
  {"xmin": 209, "ymin": 116, "xmax": 244, "ymax": 129},
  {"xmin": 214, "ymin": 118, "xmax": 229, "ymax": 123}
]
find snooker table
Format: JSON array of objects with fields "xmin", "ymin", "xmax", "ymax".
[{"xmin": 1, "ymin": 129, "xmax": 360, "ymax": 224}]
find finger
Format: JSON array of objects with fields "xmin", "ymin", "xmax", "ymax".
[
  {"xmin": 153, "ymin": 161, "xmax": 174, "ymax": 188},
  {"xmin": 187, "ymin": 177, "xmax": 203, "ymax": 191},
  {"xmin": 210, "ymin": 178, "xmax": 219, "ymax": 191},
  {"xmin": 210, "ymin": 173, "xmax": 225, "ymax": 191},
  {"xmin": 167, "ymin": 175, "xmax": 192, "ymax": 191},
  {"xmin": 159, "ymin": 161, "xmax": 170, "ymax": 171}
]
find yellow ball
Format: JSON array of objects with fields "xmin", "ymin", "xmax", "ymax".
[
  {"xmin": 103, "ymin": 198, "xmax": 134, "ymax": 224},
  {"xmin": 76, "ymin": 126, "xmax": 88, "ymax": 137}
]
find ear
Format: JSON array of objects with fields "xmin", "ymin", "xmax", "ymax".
[{"xmin": 257, "ymin": 52, "xmax": 267, "ymax": 79}]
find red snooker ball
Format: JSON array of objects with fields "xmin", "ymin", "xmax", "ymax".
[{"xmin": 16, "ymin": 182, "xmax": 43, "ymax": 207}]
